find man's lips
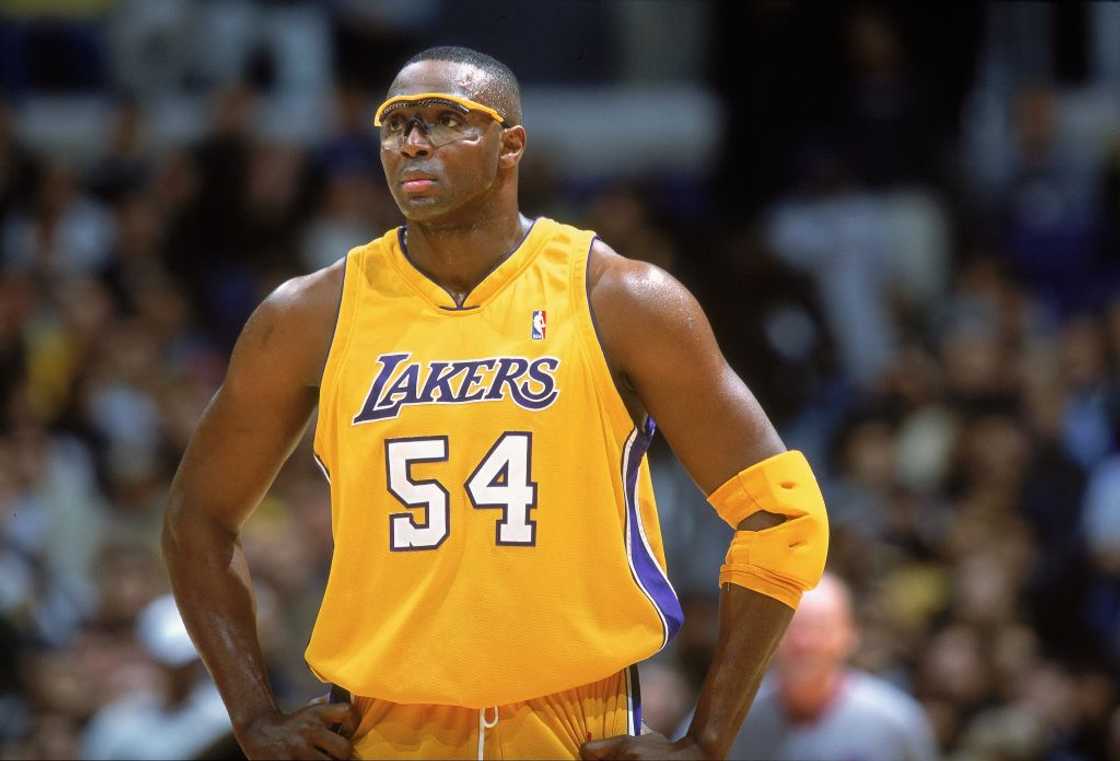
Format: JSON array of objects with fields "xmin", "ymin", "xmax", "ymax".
[{"xmin": 400, "ymin": 173, "xmax": 437, "ymax": 193}]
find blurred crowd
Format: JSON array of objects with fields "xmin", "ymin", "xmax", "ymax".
[{"xmin": 2, "ymin": 2, "xmax": 1120, "ymax": 760}]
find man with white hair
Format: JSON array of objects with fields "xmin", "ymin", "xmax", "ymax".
[{"xmin": 726, "ymin": 573, "xmax": 937, "ymax": 761}]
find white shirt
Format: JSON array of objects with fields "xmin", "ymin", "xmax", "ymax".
[
  {"xmin": 81, "ymin": 681, "xmax": 231, "ymax": 761},
  {"xmin": 727, "ymin": 671, "xmax": 938, "ymax": 761}
]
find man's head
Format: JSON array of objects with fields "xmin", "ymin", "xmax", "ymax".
[
  {"xmin": 774, "ymin": 572, "xmax": 859, "ymax": 717},
  {"xmin": 377, "ymin": 46, "xmax": 526, "ymax": 224}
]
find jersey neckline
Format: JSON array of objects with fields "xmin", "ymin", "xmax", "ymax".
[{"xmin": 390, "ymin": 217, "xmax": 549, "ymax": 312}]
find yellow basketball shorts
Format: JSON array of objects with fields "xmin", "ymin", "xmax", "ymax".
[{"xmin": 347, "ymin": 666, "xmax": 641, "ymax": 760}]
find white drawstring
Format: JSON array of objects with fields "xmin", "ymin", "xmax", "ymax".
[{"xmin": 477, "ymin": 706, "xmax": 499, "ymax": 760}]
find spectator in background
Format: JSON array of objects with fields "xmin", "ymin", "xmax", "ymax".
[
  {"xmin": 299, "ymin": 163, "xmax": 384, "ymax": 272},
  {"xmin": 1080, "ymin": 404, "xmax": 1120, "ymax": 675},
  {"xmin": 1, "ymin": 162, "xmax": 115, "ymax": 279},
  {"xmin": 86, "ymin": 97, "xmax": 151, "ymax": 203},
  {"xmin": 767, "ymin": 149, "xmax": 898, "ymax": 389},
  {"xmin": 822, "ymin": 402, "xmax": 900, "ymax": 545},
  {"xmin": 1060, "ymin": 313, "xmax": 1115, "ymax": 469},
  {"xmin": 839, "ymin": 7, "xmax": 935, "ymax": 188},
  {"xmin": 171, "ymin": 86, "xmax": 262, "ymax": 348},
  {"xmin": 998, "ymin": 86, "xmax": 1110, "ymax": 314},
  {"xmin": 301, "ymin": 88, "xmax": 404, "ymax": 273},
  {"xmin": 315, "ymin": 86, "xmax": 379, "ymax": 179},
  {"xmin": 0, "ymin": 101, "xmax": 38, "ymax": 235},
  {"xmin": 724, "ymin": 573, "xmax": 937, "ymax": 761},
  {"xmin": 80, "ymin": 594, "xmax": 230, "ymax": 760},
  {"xmin": 300, "ymin": 87, "xmax": 398, "ymax": 273}
]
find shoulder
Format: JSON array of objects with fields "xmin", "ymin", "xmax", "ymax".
[
  {"xmin": 586, "ymin": 238, "xmax": 712, "ymax": 375},
  {"xmin": 263, "ymin": 257, "xmax": 346, "ymax": 326},
  {"xmin": 843, "ymin": 672, "xmax": 932, "ymax": 734},
  {"xmin": 587, "ymin": 238, "xmax": 680, "ymax": 302},
  {"xmin": 587, "ymin": 238, "xmax": 702, "ymax": 339},
  {"xmin": 230, "ymin": 257, "xmax": 346, "ymax": 388}
]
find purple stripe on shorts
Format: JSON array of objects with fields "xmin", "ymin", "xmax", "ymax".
[
  {"xmin": 629, "ymin": 664, "xmax": 642, "ymax": 735},
  {"xmin": 623, "ymin": 418, "xmax": 684, "ymax": 645}
]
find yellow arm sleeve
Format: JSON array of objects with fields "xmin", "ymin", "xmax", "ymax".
[{"xmin": 707, "ymin": 450, "xmax": 829, "ymax": 609}]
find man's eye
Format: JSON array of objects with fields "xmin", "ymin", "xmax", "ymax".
[
  {"xmin": 439, "ymin": 113, "xmax": 462, "ymax": 128},
  {"xmin": 385, "ymin": 116, "xmax": 406, "ymax": 132}
]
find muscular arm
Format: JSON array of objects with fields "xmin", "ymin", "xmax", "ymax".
[
  {"xmin": 162, "ymin": 261, "xmax": 355, "ymax": 759},
  {"xmin": 584, "ymin": 242, "xmax": 795, "ymax": 760}
]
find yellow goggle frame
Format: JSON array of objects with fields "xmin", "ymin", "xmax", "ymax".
[{"xmin": 373, "ymin": 92, "xmax": 507, "ymax": 127}]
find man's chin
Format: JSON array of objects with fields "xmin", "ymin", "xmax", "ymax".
[
  {"xmin": 398, "ymin": 197, "xmax": 486, "ymax": 228},
  {"xmin": 398, "ymin": 195, "xmax": 453, "ymax": 221}
]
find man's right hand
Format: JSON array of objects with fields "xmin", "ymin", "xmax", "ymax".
[{"xmin": 235, "ymin": 703, "xmax": 360, "ymax": 760}]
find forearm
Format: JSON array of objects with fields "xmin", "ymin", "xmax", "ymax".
[
  {"xmin": 685, "ymin": 585, "xmax": 793, "ymax": 759},
  {"xmin": 162, "ymin": 508, "xmax": 278, "ymax": 731}
]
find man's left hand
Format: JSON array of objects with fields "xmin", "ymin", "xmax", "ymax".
[{"xmin": 579, "ymin": 733, "xmax": 710, "ymax": 760}]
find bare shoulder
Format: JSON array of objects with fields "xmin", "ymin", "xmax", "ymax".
[
  {"xmin": 587, "ymin": 238, "xmax": 707, "ymax": 354},
  {"xmin": 264, "ymin": 257, "xmax": 346, "ymax": 328},
  {"xmin": 588, "ymin": 238, "xmax": 672, "ymax": 301},
  {"xmin": 230, "ymin": 258, "xmax": 346, "ymax": 389}
]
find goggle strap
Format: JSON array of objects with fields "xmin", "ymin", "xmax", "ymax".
[
  {"xmin": 378, "ymin": 98, "xmax": 470, "ymax": 122},
  {"xmin": 373, "ymin": 92, "xmax": 505, "ymax": 126}
]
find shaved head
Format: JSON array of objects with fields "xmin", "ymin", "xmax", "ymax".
[{"xmin": 391, "ymin": 46, "xmax": 523, "ymax": 127}]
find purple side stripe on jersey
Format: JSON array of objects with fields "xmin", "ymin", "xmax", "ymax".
[{"xmin": 622, "ymin": 417, "xmax": 684, "ymax": 648}]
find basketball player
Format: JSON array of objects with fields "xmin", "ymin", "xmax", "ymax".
[{"xmin": 163, "ymin": 47, "xmax": 830, "ymax": 760}]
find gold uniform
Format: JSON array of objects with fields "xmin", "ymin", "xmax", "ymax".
[{"xmin": 309, "ymin": 218, "xmax": 683, "ymax": 758}]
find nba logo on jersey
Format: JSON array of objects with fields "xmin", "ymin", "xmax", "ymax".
[{"xmin": 531, "ymin": 310, "xmax": 546, "ymax": 340}]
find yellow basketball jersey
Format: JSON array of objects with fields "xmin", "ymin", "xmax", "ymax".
[{"xmin": 308, "ymin": 218, "xmax": 682, "ymax": 708}]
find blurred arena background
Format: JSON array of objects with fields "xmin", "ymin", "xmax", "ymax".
[{"xmin": 2, "ymin": 1, "xmax": 1120, "ymax": 759}]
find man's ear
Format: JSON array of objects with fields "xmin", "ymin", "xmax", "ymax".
[{"xmin": 498, "ymin": 125, "xmax": 526, "ymax": 169}]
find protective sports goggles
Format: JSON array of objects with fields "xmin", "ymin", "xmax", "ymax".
[{"xmin": 373, "ymin": 92, "xmax": 508, "ymax": 149}]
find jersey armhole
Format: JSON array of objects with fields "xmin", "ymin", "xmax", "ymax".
[
  {"xmin": 571, "ymin": 236, "xmax": 641, "ymax": 438},
  {"xmin": 314, "ymin": 247, "xmax": 363, "ymax": 460}
]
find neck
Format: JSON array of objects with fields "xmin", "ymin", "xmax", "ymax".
[{"xmin": 403, "ymin": 197, "xmax": 530, "ymax": 306}]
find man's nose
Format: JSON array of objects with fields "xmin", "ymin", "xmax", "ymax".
[{"xmin": 400, "ymin": 123, "xmax": 432, "ymax": 157}]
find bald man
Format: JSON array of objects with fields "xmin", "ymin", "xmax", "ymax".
[
  {"xmin": 726, "ymin": 574, "xmax": 936, "ymax": 761},
  {"xmin": 164, "ymin": 45, "xmax": 830, "ymax": 760}
]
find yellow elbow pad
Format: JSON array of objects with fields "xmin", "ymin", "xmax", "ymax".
[{"xmin": 708, "ymin": 450, "xmax": 829, "ymax": 609}]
